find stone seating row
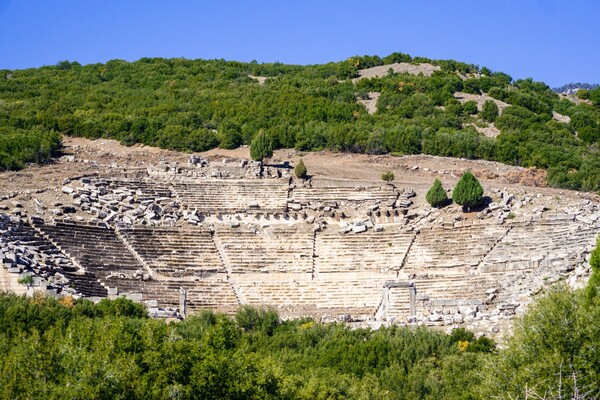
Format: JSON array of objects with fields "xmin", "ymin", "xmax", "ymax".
[
  {"xmin": 1, "ymin": 217, "xmax": 107, "ymax": 297},
  {"xmin": 412, "ymin": 274, "xmax": 498, "ymax": 302},
  {"xmin": 481, "ymin": 222, "xmax": 597, "ymax": 270},
  {"xmin": 114, "ymin": 278, "xmax": 238, "ymax": 313},
  {"xmin": 119, "ymin": 227, "xmax": 224, "ymax": 275},
  {"xmin": 315, "ymin": 229, "xmax": 415, "ymax": 273},
  {"xmin": 35, "ymin": 221, "xmax": 143, "ymax": 277},
  {"xmin": 387, "ymin": 287, "xmax": 413, "ymax": 317},
  {"xmin": 96, "ymin": 179, "xmax": 173, "ymax": 197},
  {"xmin": 236, "ymin": 278, "xmax": 386, "ymax": 314},
  {"xmin": 404, "ymin": 224, "xmax": 510, "ymax": 271},
  {"xmin": 172, "ymin": 180, "xmax": 289, "ymax": 213},
  {"xmin": 291, "ymin": 186, "xmax": 397, "ymax": 204},
  {"xmin": 216, "ymin": 229, "xmax": 314, "ymax": 274}
]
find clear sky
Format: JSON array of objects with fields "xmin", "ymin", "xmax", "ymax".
[{"xmin": 0, "ymin": 0, "xmax": 598, "ymax": 87}]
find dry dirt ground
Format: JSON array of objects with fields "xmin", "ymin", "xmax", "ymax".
[{"xmin": 352, "ymin": 62, "xmax": 441, "ymax": 82}]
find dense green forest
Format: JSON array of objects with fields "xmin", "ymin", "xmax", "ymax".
[
  {"xmin": 0, "ymin": 237, "xmax": 599, "ymax": 400},
  {"xmin": 1, "ymin": 53, "xmax": 600, "ymax": 190}
]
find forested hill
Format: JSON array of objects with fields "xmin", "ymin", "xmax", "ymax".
[{"xmin": 1, "ymin": 53, "xmax": 600, "ymax": 191}]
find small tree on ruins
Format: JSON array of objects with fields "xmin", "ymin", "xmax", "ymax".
[
  {"xmin": 250, "ymin": 131, "xmax": 273, "ymax": 163},
  {"xmin": 426, "ymin": 179, "xmax": 448, "ymax": 208},
  {"xmin": 381, "ymin": 171, "xmax": 395, "ymax": 183},
  {"xmin": 452, "ymin": 171, "xmax": 484, "ymax": 211},
  {"xmin": 294, "ymin": 158, "xmax": 308, "ymax": 179}
]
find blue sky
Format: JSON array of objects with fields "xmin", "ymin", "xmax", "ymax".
[{"xmin": 0, "ymin": 0, "xmax": 598, "ymax": 87}]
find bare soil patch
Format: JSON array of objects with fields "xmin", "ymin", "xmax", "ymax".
[
  {"xmin": 353, "ymin": 62, "xmax": 441, "ymax": 82},
  {"xmin": 356, "ymin": 92, "xmax": 380, "ymax": 114},
  {"xmin": 454, "ymin": 92, "xmax": 510, "ymax": 113}
]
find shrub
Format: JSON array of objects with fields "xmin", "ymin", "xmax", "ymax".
[
  {"xmin": 381, "ymin": 171, "xmax": 395, "ymax": 182},
  {"xmin": 426, "ymin": 179, "xmax": 448, "ymax": 207},
  {"xmin": 452, "ymin": 171, "xmax": 484, "ymax": 210},
  {"xmin": 481, "ymin": 100, "xmax": 499, "ymax": 122},
  {"xmin": 462, "ymin": 100, "xmax": 478, "ymax": 115},
  {"xmin": 17, "ymin": 275, "xmax": 33, "ymax": 286},
  {"xmin": 295, "ymin": 158, "xmax": 308, "ymax": 179},
  {"xmin": 235, "ymin": 305, "xmax": 280, "ymax": 336},
  {"xmin": 250, "ymin": 131, "xmax": 273, "ymax": 162},
  {"xmin": 585, "ymin": 236, "xmax": 600, "ymax": 304}
]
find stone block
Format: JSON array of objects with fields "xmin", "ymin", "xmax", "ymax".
[{"xmin": 352, "ymin": 224, "xmax": 367, "ymax": 233}]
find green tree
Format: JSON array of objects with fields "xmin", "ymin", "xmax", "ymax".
[
  {"xmin": 462, "ymin": 100, "xmax": 478, "ymax": 115},
  {"xmin": 585, "ymin": 236, "xmax": 600, "ymax": 303},
  {"xmin": 294, "ymin": 158, "xmax": 308, "ymax": 179},
  {"xmin": 235, "ymin": 305, "xmax": 280, "ymax": 336},
  {"xmin": 426, "ymin": 179, "xmax": 448, "ymax": 207},
  {"xmin": 452, "ymin": 171, "xmax": 484, "ymax": 211},
  {"xmin": 481, "ymin": 286, "xmax": 600, "ymax": 399},
  {"xmin": 381, "ymin": 171, "xmax": 395, "ymax": 182},
  {"xmin": 480, "ymin": 100, "xmax": 499, "ymax": 122},
  {"xmin": 250, "ymin": 131, "xmax": 273, "ymax": 162}
]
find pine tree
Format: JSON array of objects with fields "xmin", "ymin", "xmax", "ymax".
[
  {"xmin": 250, "ymin": 131, "xmax": 273, "ymax": 162},
  {"xmin": 452, "ymin": 171, "xmax": 484, "ymax": 211},
  {"xmin": 294, "ymin": 158, "xmax": 307, "ymax": 179},
  {"xmin": 426, "ymin": 179, "xmax": 448, "ymax": 207}
]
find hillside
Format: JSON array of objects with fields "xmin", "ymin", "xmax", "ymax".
[{"xmin": 1, "ymin": 53, "xmax": 600, "ymax": 191}]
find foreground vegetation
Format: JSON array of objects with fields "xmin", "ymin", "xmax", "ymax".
[
  {"xmin": 1, "ymin": 54, "xmax": 600, "ymax": 191},
  {"xmin": 0, "ymin": 237, "xmax": 598, "ymax": 399}
]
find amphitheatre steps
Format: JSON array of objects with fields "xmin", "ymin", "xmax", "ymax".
[
  {"xmin": 315, "ymin": 229, "xmax": 415, "ymax": 274},
  {"xmin": 2, "ymin": 167, "xmax": 598, "ymax": 329},
  {"xmin": 291, "ymin": 185, "xmax": 398, "ymax": 206},
  {"xmin": 479, "ymin": 222, "xmax": 597, "ymax": 273},
  {"xmin": 118, "ymin": 227, "xmax": 224, "ymax": 277},
  {"xmin": 387, "ymin": 287, "xmax": 413, "ymax": 319},
  {"xmin": 2, "ymin": 216, "xmax": 107, "ymax": 297},
  {"xmin": 115, "ymin": 278, "xmax": 238, "ymax": 314},
  {"xmin": 215, "ymin": 227, "xmax": 314, "ymax": 275},
  {"xmin": 404, "ymin": 224, "xmax": 510, "ymax": 272},
  {"xmin": 33, "ymin": 219, "xmax": 143, "ymax": 278},
  {"xmin": 172, "ymin": 179, "xmax": 290, "ymax": 214},
  {"xmin": 237, "ymin": 279, "xmax": 386, "ymax": 318}
]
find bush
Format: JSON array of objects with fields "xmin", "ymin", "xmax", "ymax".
[
  {"xmin": 426, "ymin": 179, "xmax": 448, "ymax": 207},
  {"xmin": 462, "ymin": 100, "xmax": 478, "ymax": 115},
  {"xmin": 294, "ymin": 158, "xmax": 308, "ymax": 179},
  {"xmin": 250, "ymin": 131, "xmax": 273, "ymax": 162},
  {"xmin": 235, "ymin": 305, "xmax": 280, "ymax": 336},
  {"xmin": 585, "ymin": 236, "xmax": 600, "ymax": 303},
  {"xmin": 452, "ymin": 171, "xmax": 484, "ymax": 210},
  {"xmin": 480, "ymin": 100, "xmax": 499, "ymax": 122},
  {"xmin": 381, "ymin": 171, "xmax": 395, "ymax": 182}
]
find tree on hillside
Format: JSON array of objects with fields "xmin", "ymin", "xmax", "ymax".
[
  {"xmin": 426, "ymin": 179, "xmax": 448, "ymax": 207},
  {"xmin": 585, "ymin": 236, "xmax": 600, "ymax": 304},
  {"xmin": 481, "ymin": 100, "xmax": 499, "ymax": 122},
  {"xmin": 452, "ymin": 171, "xmax": 484, "ymax": 211},
  {"xmin": 250, "ymin": 131, "xmax": 273, "ymax": 162},
  {"xmin": 482, "ymin": 279, "xmax": 600, "ymax": 399},
  {"xmin": 589, "ymin": 87, "xmax": 600, "ymax": 106},
  {"xmin": 294, "ymin": 158, "xmax": 308, "ymax": 179},
  {"xmin": 462, "ymin": 100, "xmax": 478, "ymax": 115}
]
